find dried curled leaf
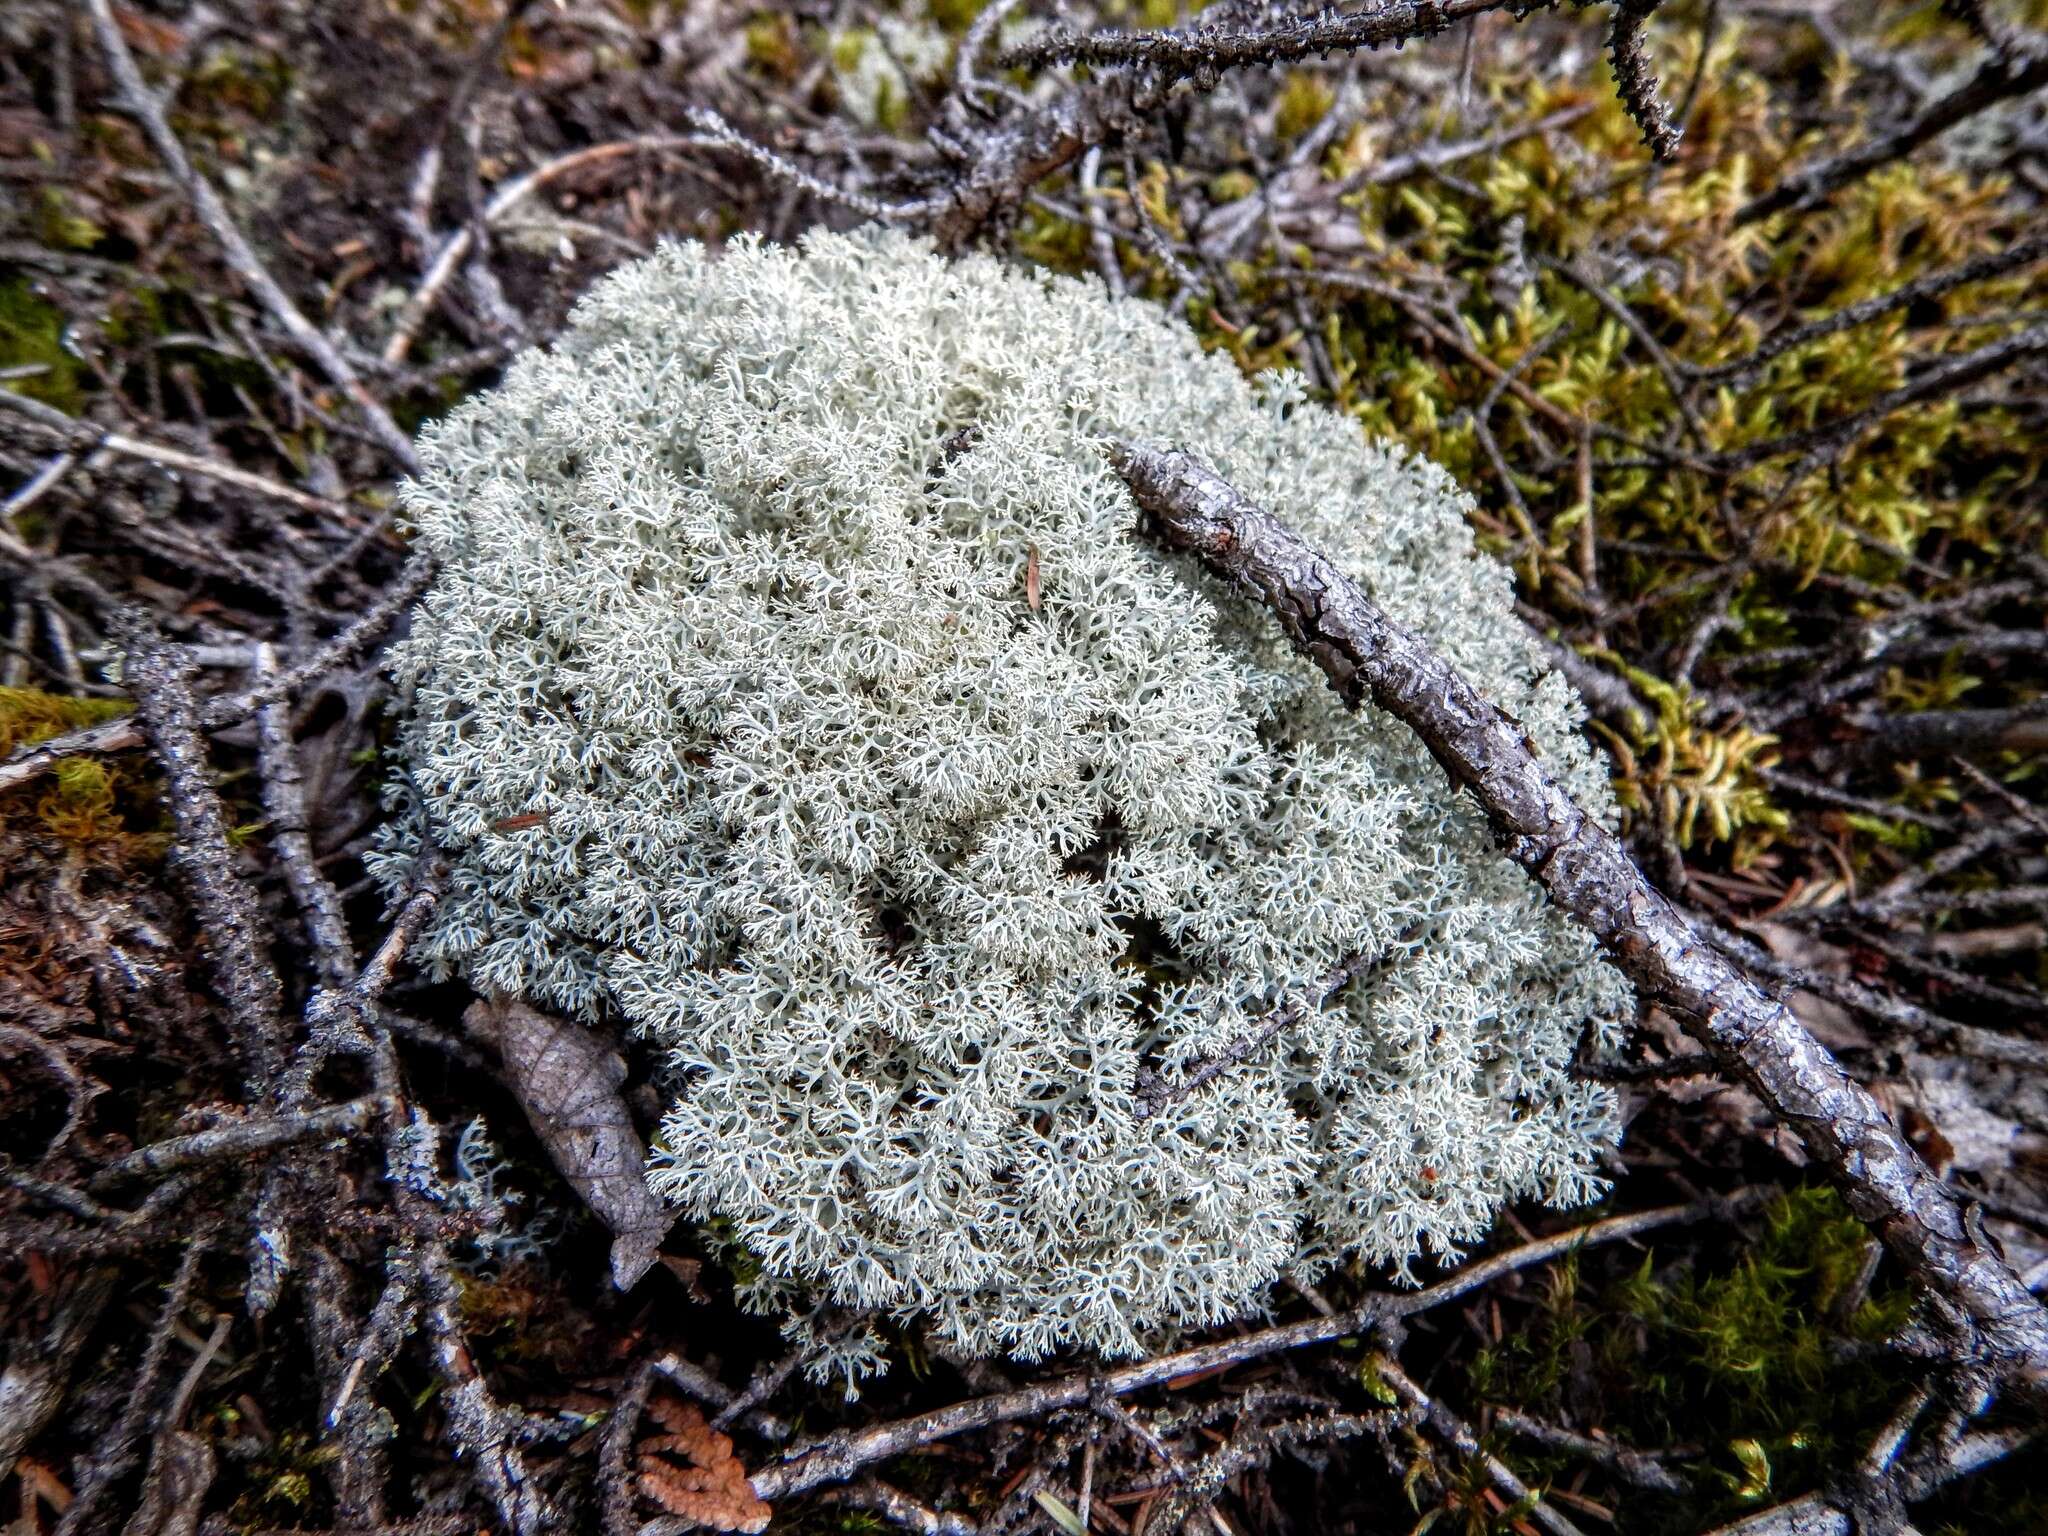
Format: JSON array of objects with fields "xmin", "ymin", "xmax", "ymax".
[
  {"xmin": 635, "ymin": 1397, "xmax": 771, "ymax": 1534},
  {"xmin": 461, "ymin": 995, "xmax": 672, "ymax": 1288}
]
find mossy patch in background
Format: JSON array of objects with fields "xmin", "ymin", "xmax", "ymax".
[
  {"xmin": 0, "ymin": 273, "xmax": 88, "ymax": 414},
  {"xmin": 1020, "ymin": 9, "xmax": 2044, "ymax": 898}
]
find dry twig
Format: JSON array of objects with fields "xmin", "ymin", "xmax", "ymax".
[
  {"xmin": 1109, "ymin": 440, "xmax": 2048, "ymax": 1397},
  {"xmin": 118, "ymin": 612, "xmax": 285, "ymax": 1097},
  {"xmin": 81, "ymin": 0, "xmax": 418, "ymax": 470},
  {"xmin": 747, "ymin": 1197, "xmax": 1741, "ymax": 1499},
  {"xmin": 1739, "ymin": 29, "xmax": 2048, "ymax": 223}
]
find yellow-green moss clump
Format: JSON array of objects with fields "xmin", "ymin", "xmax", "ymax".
[
  {"xmin": 0, "ymin": 687, "xmax": 153, "ymax": 850},
  {"xmin": 1468, "ymin": 1188, "xmax": 1917, "ymax": 1533},
  {"xmin": 0, "ymin": 275, "xmax": 88, "ymax": 414}
]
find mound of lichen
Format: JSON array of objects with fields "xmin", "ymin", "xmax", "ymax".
[{"xmin": 373, "ymin": 228, "xmax": 1630, "ymax": 1363}]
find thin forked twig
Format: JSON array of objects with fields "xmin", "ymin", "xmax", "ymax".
[
  {"xmin": 1005, "ymin": 0, "xmax": 1516, "ymax": 78},
  {"xmin": 1379, "ymin": 1358, "xmax": 1588, "ymax": 1536},
  {"xmin": 1685, "ymin": 234, "xmax": 2048, "ymax": 384},
  {"xmin": 1133, "ymin": 945, "xmax": 1399, "ymax": 1117},
  {"xmin": 254, "ymin": 642, "xmax": 359, "ymax": 989},
  {"xmin": 0, "ymin": 386, "xmax": 358, "ymax": 522},
  {"xmin": 89, "ymin": 1095, "xmax": 394, "ymax": 1191}
]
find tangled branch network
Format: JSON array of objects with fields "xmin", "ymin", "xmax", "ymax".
[{"xmin": 372, "ymin": 229, "xmax": 1631, "ymax": 1366}]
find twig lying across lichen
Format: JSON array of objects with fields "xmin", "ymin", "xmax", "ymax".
[
  {"xmin": 1132, "ymin": 944, "xmax": 1399, "ymax": 1118},
  {"xmin": 1109, "ymin": 438, "xmax": 2048, "ymax": 1400}
]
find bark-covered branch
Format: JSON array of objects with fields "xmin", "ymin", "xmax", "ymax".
[
  {"xmin": 928, "ymin": 0, "xmax": 1682, "ymax": 244},
  {"xmin": 1109, "ymin": 440, "xmax": 2048, "ymax": 1398},
  {"xmin": 117, "ymin": 612, "xmax": 286, "ymax": 1099},
  {"xmin": 88, "ymin": 1095, "xmax": 393, "ymax": 1192},
  {"xmin": 1001, "ymin": 0, "xmax": 1511, "ymax": 77},
  {"xmin": 1605, "ymin": 0, "xmax": 1682, "ymax": 160}
]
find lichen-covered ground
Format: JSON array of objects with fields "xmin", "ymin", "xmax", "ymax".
[{"xmin": 1, "ymin": 3, "xmax": 2044, "ymax": 1534}]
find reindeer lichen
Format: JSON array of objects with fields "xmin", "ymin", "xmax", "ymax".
[{"xmin": 373, "ymin": 228, "xmax": 1631, "ymax": 1362}]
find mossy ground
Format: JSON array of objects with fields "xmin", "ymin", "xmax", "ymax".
[
  {"xmin": 0, "ymin": 686, "xmax": 158, "ymax": 851},
  {"xmin": 1015, "ymin": 9, "xmax": 2045, "ymax": 897},
  {"xmin": 0, "ymin": 275, "xmax": 90, "ymax": 414},
  {"xmin": 1466, "ymin": 1189, "xmax": 1914, "ymax": 1531}
]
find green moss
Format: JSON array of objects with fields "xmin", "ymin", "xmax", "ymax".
[
  {"xmin": 874, "ymin": 77, "xmax": 909, "ymax": 133},
  {"xmin": 1469, "ymin": 1188, "xmax": 1916, "ymax": 1532},
  {"xmin": 96, "ymin": 282, "xmax": 167, "ymax": 351},
  {"xmin": 35, "ymin": 188, "xmax": 105, "ymax": 253},
  {"xmin": 217, "ymin": 1425, "xmax": 335, "ymax": 1526},
  {"xmin": 0, "ymin": 686, "xmax": 130, "ymax": 757},
  {"xmin": 0, "ymin": 686, "xmax": 163, "ymax": 851},
  {"xmin": 928, "ymin": 0, "xmax": 992, "ymax": 34},
  {"xmin": 1011, "ymin": 202, "xmax": 1094, "ymax": 278},
  {"xmin": 1273, "ymin": 71, "xmax": 1335, "ymax": 142},
  {"xmin": 0, "ymin": 274, "xmax": 87, "ymax": 413},
  {"xmin": 830, "ymin": 26, "xmax": 873, "ymax": 74},
  {"xmin": 187, "ymin": 46, "xmax": 292, "ymax": 125},
  {"xmin": 1589, "ymin": 671, "xmax": 1788, "ymax": 853},
  {"xmin": 744, "ymin": 10, "xmax": 802, "ymax": 79}
]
